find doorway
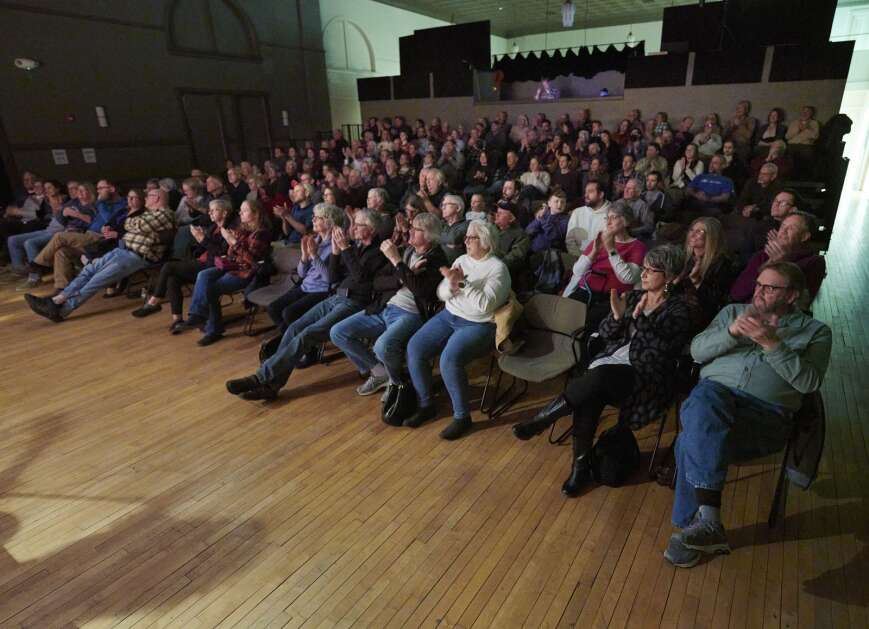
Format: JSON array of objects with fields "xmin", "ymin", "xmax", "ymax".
[{"xmin": 177, "ymin": 89, "xmax": 273, "ymax": 173}]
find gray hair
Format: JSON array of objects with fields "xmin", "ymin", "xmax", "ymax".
[
  {"xmin": 313, "ymin": 202, "xmax": 344, "ymax": 229},
  {"xmin": 760, "ymin": 162, "xmax": 779, "ymax": 176},
  {"xmin": 468, "ymin": 219, "xmax": 499, "ymax": 254},
  {"xmin": 442, "ymin": 193, "xmax": 465, "ymax": 216},
  {"xmin": 299, "ymin": 182, "xmax": 315, "ymax": 198},
  {"xmin": 608, "ymin": 202, "xmax": 634, "ymax": 224},
  {"xmin": 427, "ymin": 168, "xmax": 446, "ymax": 185},
  {"xmin": 645, "ymin": 244, "xmax": 687, "ymax": 280},
  {"xmin": 209, "ymin": 198, "xmax": 232, "ymax": 214},
  {"xmin": 413, "ymin": 212, "xmax": 444, "ymax": 243},
  {"xmin": 158, "ymin": 177, "xmax": 177, "ymax": 191},
  {"xmin": 353, "ymin": 207, "xmax": 381, "ymax": 229},
  {"xmin": 368, "ymin": 187, "xmax": 389, "ymax": 204}
]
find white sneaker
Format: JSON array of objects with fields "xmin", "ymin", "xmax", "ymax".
[{"xmin": 356, "ymin": 374, "xmax": 389, "ymax": 396}]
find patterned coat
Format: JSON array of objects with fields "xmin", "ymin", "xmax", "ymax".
[{"xmin": 594, "ymin": 286, "xmax": 702, "ymax": 429}]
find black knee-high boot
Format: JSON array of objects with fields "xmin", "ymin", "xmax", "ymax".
[
  {"xmin": 512, "ymin": 395, "xmax": 573, "ymax": 440},
  {"xmin": 562, "ymin": 434, "xmax": 594, "ymax": 497}
]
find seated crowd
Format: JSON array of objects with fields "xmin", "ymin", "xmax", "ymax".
[{"xmin": 1, "ymin": 99, "xmax": 832, "ymax": 570}]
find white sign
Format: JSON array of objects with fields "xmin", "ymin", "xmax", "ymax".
[
  {"xmin": 82, "ymin": 148, "xmax": 97, "ymax": 163},
  {"xmin": 51, "ymin": 149, "xmax": 69, "ymax": 165}
]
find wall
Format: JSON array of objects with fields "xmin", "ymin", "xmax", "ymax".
[
  {"xmin": 831, "ymin": 2, "xmax": 869, "ymax": 189},
  {"xmin": 0, "ymin": 0, "xmax": 331, "ymax": 184},
  {"xmin": 362, "ymin": 78, "xmax": 847, "ymax": 137},
  {"xmin": 319, "ymin": 0, "xmax": 457, "ymax": 130}
]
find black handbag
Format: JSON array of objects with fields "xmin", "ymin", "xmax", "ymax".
[
  {"xmin": 382, "ymin": 383, "xmax": 417, "ymax": 425},
  {"xmin": 592, "ymin": 424, "xmax": 641, "ymax": 487}
]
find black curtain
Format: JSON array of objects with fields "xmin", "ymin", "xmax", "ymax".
[{"xmin": 493, "ymin": 42, "xmax": 644, "ymax": 83}]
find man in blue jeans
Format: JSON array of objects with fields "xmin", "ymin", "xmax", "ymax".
[
  {"xmin": 664, "ymin": 261, "xmax": 831, "ymax": 568},
  {"xmin": 24, "ymin": 189, "xmax": 175, "ymax": 322},
  {"xmin": 225, "ymin": 209, "xmax": 387, "ymax": 401},
  {"xmin": 329, "ymin": 212, "xmax": 446, "ymax": 403}
]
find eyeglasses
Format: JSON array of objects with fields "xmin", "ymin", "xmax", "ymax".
[
  {"xmin": 689, "ymin": 227, "xmax": 707, "ymax": 235},
  {"xmin": 641, "ymin": 266, "xmax": 665, "ymax": 275},
  {"xmin": 464, "ymin": 235, "xmax": 480, "ymax": 242},
  {"xmin": 754, "ymin": 282, "xmax": 790, "ymax": 295}
]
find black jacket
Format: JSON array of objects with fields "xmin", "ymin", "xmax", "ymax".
[
  {"xmin": 329, "ymin": 237, "xmax": 389, "ymax": 306},
  {"xmin": 366, "ymin": 244, "xmax": 447, "ymax": 319}
]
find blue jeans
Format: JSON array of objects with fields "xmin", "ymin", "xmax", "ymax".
[
  {"xmin": 329, "ymin": 304, "xmax": 423, "ymax": 382},
  {"xmin": 7, "ymin": 229, "xmax": 53, "ymax": 268},
  {"xmin": 406, "ymin": 309, "xmax": 495, "ymax": 419},
  {"xmin": 188, "ymin": 267, "xmax": 250, "ymax": 335},
  {"xmin": 672, "ymin": 378, "xmax": 792, "ymax": 527},
  {"xmin": 257, "ymin": 294, "xmax": 361, "ymax": 389},
  {"xmin": 60, "ymin": 248, "xmax": 146, "ymax": 314}
]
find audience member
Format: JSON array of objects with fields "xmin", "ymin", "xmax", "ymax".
[
  {"xmin": 25, "ymin": 188, "xmax": 174, "ymax": 322},
  {"xmin": 564, "ymin": 204, "xmax": 646, "ymax": 331},
  {"xmin": 526, "ymin": 191, "xmax": 569, "ymax": 253},
  {"xmin": 730, "ymin": 211, "xmax": 826, "ymax": 307},
  {"xmin": 565, "ymin": 181, "xmax": 610, "ymax": 257},
  {"xmin": 724, "ymin": 100, "xmax": 758, "ymax": 161},
  {"xmin": 225, "ymin": 209, "xmax": 388, "ymax": 401},
  {"xmin": 399, "ymin": 220, "xmax": 511, "ymax": 439},
  {"xmin": 664, "ymin": 262, "xmax": 831, "ymax": 568},
  {"xmin": 684, "ymin": 217, "xmax": 735, "ymax": 325},
  {"xmin": 513, "ymin": 244, "xmax": 701, "ymax": 495},
  {"xmin": 330, "ymin": 212, "xmax": 447, "ymax": 398},
  {"xmin": 684, "ymin": 155, "xmax": 734, "ymax": 218}
]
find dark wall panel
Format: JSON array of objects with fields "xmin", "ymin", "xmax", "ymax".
[
  {"xmin": 357, "ymin": 77, "xmax": 392, "ymax": 102},
  {"xmin": 393, "ymin": 73, "xmax": 430, "ymax": 100},
  {"xmin": 625, "ymin": 54, "xmax": 688, "ymax": 89},
  {"xmin": 769, "ymin": 42, "xmax": 855, "ymax": 82},
  {"xmin": 692, "ymin": 48, "xmax": 765, "ymax": 85}
]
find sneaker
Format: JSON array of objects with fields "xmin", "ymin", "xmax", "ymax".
[
  {"xmin": 663, "ymin": 534, "xmax": 702, "ymax": 568},
  {"xmin": 679, "ymin": 514, "xmax": 731, "ymax": 555},
  {"xmin": 226, "ymin": 375, "xmax": 261, "ymax": 395},
  {"xmin": 24, "ymin": 293, "xmax": 65, "ymax": 323},
  {"xmin": 240, "ymin": 383, "xmax": 278, "ymax": 401},
  {"xmin": 356, "ymin": 374, "xmax": 389, "ymax": 396},
  {"xmin": 15, "ymin": 277, "xmax": 40, "ymax": 291}
]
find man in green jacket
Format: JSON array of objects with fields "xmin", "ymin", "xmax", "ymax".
[{"xmin": 665, "ymin": 261, "xmax": 832, "ymax": 568}]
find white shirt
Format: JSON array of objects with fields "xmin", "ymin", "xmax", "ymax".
[
  {"xmin": 565, "ymin": 201, "xmax": 610, "ymax": 257},
  {"xmin": 437, "ymin": 253, "xmax": 511, "ymax": 323}
]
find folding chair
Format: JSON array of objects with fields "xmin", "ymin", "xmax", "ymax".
[{"xmin": 480, "ymin": 293, "xmax": 586, "ymax": 419}]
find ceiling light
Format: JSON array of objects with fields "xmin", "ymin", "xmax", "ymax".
[{"xmin": 562, "ymin": 1, "xmax": 575, "ymax": 28}]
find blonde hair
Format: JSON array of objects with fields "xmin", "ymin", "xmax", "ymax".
[{"xmin": 685, "ymin": 217, "xmax": 725, "ymax": 279}]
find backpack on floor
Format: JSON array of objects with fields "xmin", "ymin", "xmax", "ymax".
[{"xmin": 592, "ymin": 424, "xmax": 641, "ymax": 487}]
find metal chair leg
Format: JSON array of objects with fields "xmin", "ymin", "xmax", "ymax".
[
  {"xmin": 768, "ymin": 440, "xmax": 793, "ymax": 528},
  {"xmin": 648, "ymin": 411, "xmax": 669, "ymax": 476},
  {"xmin": 487, "ymin": 376, "xmax": 528, "ymax": 419},
  {"xmin": 244, "ymin": 305, "xmax": 259, "ymax": 336},
  {"xmin": 480, "ymin": 356, "xmax": 497, "ymax": 414}
]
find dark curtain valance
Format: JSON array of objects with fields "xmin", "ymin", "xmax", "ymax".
[{"xmin": 492, "ymin": 42, "xmax": 645, "ymax": 82}]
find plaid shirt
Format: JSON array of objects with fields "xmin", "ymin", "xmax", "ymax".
[{"xmin": 122, "ymin": 207, "xmax": 176, "ymax": 262}]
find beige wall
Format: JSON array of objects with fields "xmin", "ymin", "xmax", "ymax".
[{"xmin": 362, "ymin": 79, "xmax": 847, "ymax": 133}]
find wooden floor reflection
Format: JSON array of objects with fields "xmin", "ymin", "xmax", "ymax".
[{"xmin": 0, "ymin": 192, "xmax": 867, "ymax": 628}]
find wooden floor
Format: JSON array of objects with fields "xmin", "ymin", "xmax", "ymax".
[{"xmin": 1, "ymin": 192, "xmax": 867, "ymax": 629}]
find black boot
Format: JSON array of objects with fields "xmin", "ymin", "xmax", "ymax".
[
  {"xmin": 562, "ymin": 436, "xmax": 594, "ymax": 497},
  {"xmin": 512, "ymin": 395, "xmax": 573, "ymax": 441}
]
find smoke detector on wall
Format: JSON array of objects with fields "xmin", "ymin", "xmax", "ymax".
[{"xmin": 14, "ymin": 57, "xmax": 41, "ymax": 71}]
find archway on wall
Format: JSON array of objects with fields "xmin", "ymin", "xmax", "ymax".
[{"xmin": 322, "ymin": 17, "xmax": 377, "ymax": 130}]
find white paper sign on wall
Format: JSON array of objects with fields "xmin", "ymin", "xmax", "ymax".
[
  {"xmin": 82, "ymin": 148, "xmax": 97, "ymax": 163},
  {"xmin": 51, "ymin": 149, "xmax": 69, "ymax": 165}
]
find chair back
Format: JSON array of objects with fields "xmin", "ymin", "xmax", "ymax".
[
  {"xmin": 271, "ymin": 242, "xmax": 301, "ymax": 275},
  {"xmin": 523, "ymin": 293, "xmax": 586, "ymax": 337},
  {"xmin": 785, "ymin": 390, "xmax": 826, "ymax": 490}
]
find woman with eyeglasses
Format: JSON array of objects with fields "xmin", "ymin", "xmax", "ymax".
[
  {"xmin": 684, "ymin": 217, "xmax": 735, "ymax": 326},
  {"xmin": 563, "ymin": 204, "xmax": 646, "ymax": 333},
  {"xmin": 399, "ymin": 220, "xmax": 511, "ymax": 440},
  {"xmin": 513, "ymin": 244, "xmax": 702, "ymax": 496}
]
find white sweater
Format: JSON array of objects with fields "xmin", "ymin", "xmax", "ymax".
[
  {"xmin": 437, "ymin": 253, "xmax": 511, "ymax": 323},
  {"xmin": 565, "ymin": 201, "xmax": 610, "ymax": 257}
]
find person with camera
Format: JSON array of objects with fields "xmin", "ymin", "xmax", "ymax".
[{"xmin": 512, "ymin": 244, "xmax": 701, "ymax": 496}]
